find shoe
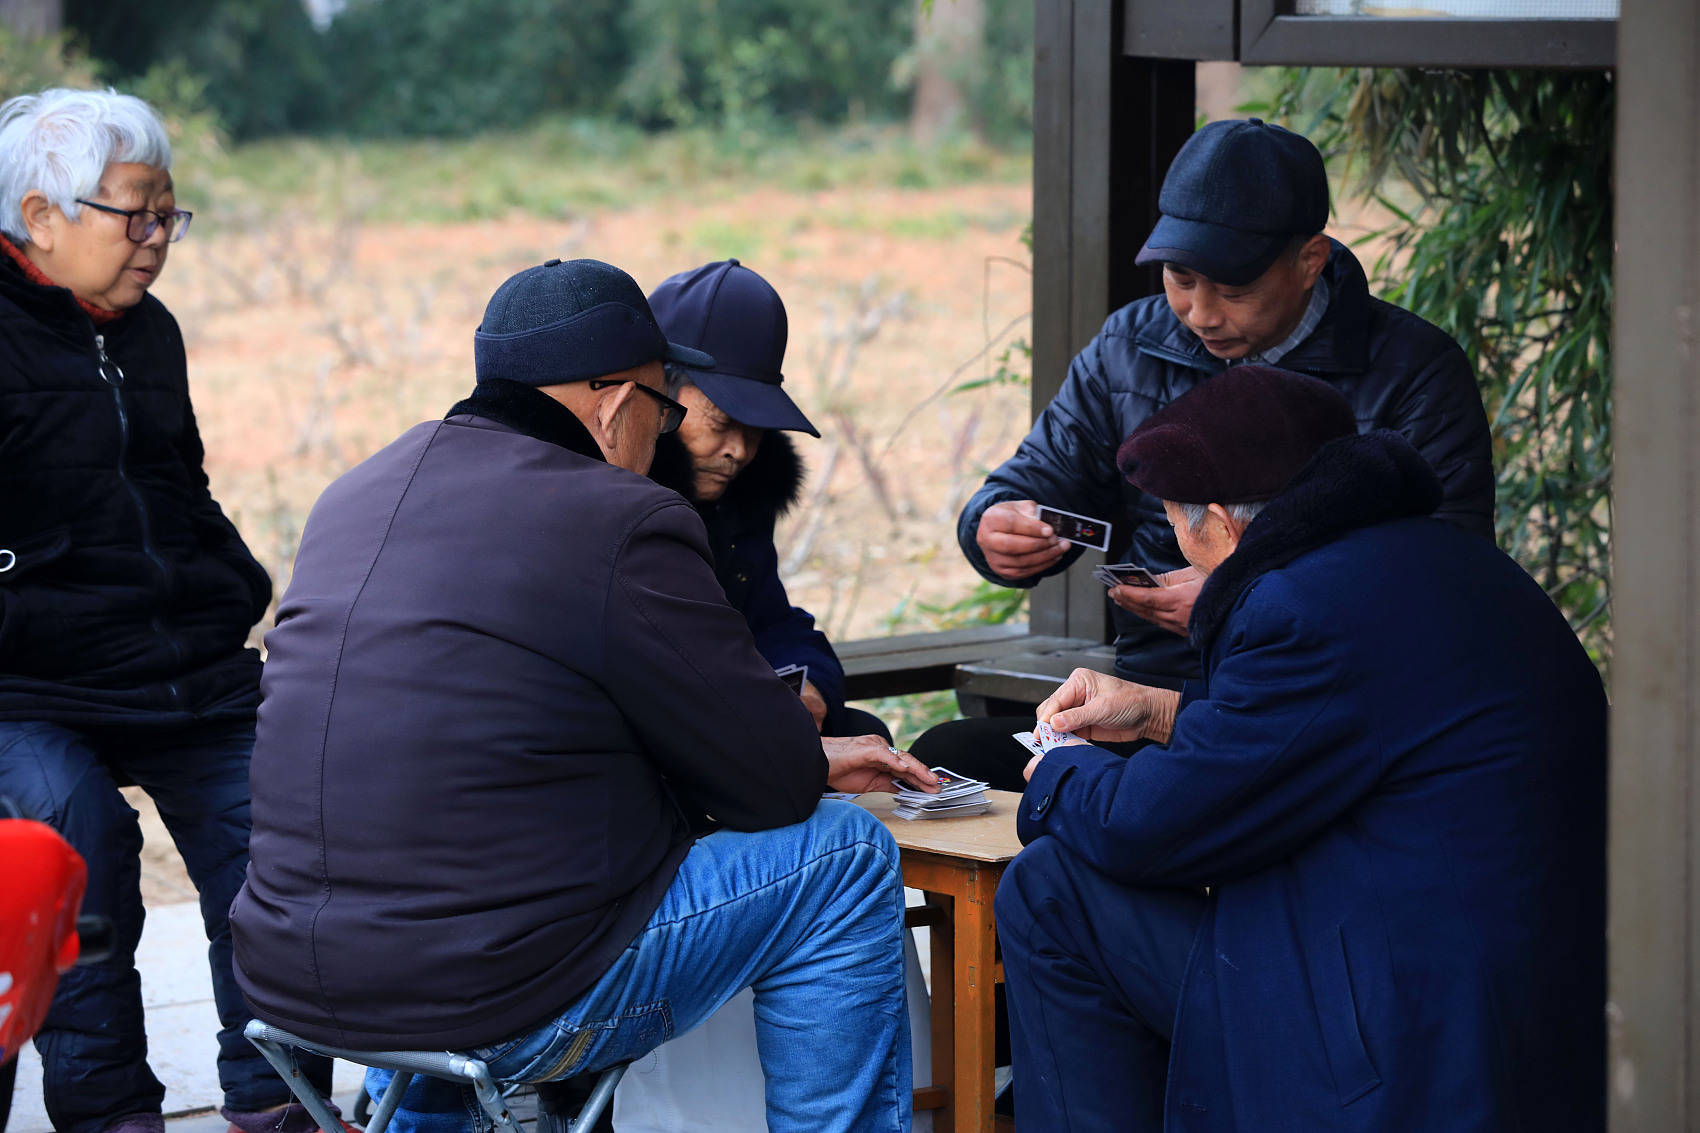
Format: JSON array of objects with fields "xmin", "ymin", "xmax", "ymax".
[
  {"xmin": 223, "ymin": 1101, "xmax": 361, "ymax": 1133},
  {"xmin": 100, "ymin": 1115, "xmax": 165, "ymax": 1133}
]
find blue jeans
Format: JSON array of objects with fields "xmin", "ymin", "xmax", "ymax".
[
  {"xmin": 0, "ymin": 718, "xmax": 330, "ymax": 1133},
  {"xmin": 368, "ymin": 800, "xmax": 912, "ymax": 1133}
]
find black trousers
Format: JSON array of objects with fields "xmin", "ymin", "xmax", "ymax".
[
  {"xmin": 910, "ymin": 715, "xmax": 1147, "ymax": 792},
  {"xmin": 995, "ymin": 835, "xmax": 1207, "ymax": 1132}
]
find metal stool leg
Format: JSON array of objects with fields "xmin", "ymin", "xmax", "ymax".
[
  {"xmin": 244, "ymin": 1034, "xmax": 346, "ymax": 1133},
  {"xmin": 570, "ymin": 1063, "xmax": 627, "ymax": 1131},
  {"xmin": 365, "ymin": 1070, "xmax": 414, "ymax": 1133}
]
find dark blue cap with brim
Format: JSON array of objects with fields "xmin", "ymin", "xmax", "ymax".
[
  {"xmin": 1133, "ymin": 118, "xmax": 1329, "ymax": 288},
  {"xmin": 1136, "ymin": 214, "xmax": 1292, "ymax": 288},
  {"xmin": 649, "ymin": 259, "xmax": 820, "ymax": 437},
  {"xmin": 475, "ymin": 258, "xmax": 714, "ymax": 386}
]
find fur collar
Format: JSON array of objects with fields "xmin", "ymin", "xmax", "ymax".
[
  {"xmin": 1189, "ymin": 430, "xmax": 1444, "ymax": 657},
  {"xmin": 446, "ymin": 379, "xmax": 605, "ymax": 462},
  {"xmin": 648, "ymin": 430, "xmax": 805, "ymax": 516}
]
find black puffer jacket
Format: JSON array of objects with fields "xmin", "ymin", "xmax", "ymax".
[
  {"xmin": 0, "ymin": 244, "xmax": 269, "ymax": 723},
  {"xmin": 958, "ymin": 240, "xmax": 1494, "ymax": 684}
]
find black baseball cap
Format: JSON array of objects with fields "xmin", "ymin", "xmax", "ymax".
[
  {"xmin": 1134, "ymin": 118, "xmax": 1330, "ymax": 287},
  {"xmin": 647, "ymin": 260, "xmax": 820, "ymax": 437},
  {"xmin": 474, "ymin": 258, "xmax": 715, "ymax": 386}
]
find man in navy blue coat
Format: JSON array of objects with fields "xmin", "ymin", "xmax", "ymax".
[
  {"xmin": 647, "ymin": 260, "xmax": 889, "ymax": 741},
  {"xmin": 997, "ymin": 366, "xmax": 1605, "ymax": 1131}
]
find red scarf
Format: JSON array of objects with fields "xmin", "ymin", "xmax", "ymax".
[{"xmin": 0, "ymin": 235, "xmax": 125, "ymax": 326}]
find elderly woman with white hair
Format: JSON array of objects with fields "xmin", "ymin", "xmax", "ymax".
[{"xmin": 0, "ymin": 89, "xmax": 337, "ymax": 1133}]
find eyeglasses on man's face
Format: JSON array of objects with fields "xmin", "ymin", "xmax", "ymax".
[
  {"xmin": 74, "ymin": 199, "xmax": 193, "ymax": 244},
  {"xmin": 588, "ymin": 379, "xmax": 688, "ymax": 435}
]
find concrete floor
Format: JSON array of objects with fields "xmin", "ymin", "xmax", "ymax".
[{"xmin": 8, "ymin": 901, "xmax": 366, "ymax": 1133}]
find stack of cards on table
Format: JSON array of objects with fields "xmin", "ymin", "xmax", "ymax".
[
  {"xmin": 893, "ymin": 766, "xmax": 990, "ymax": 820},
  {"xmin": 1091, "ymin": 562, "xmax": 1162, "ymax": 589}
]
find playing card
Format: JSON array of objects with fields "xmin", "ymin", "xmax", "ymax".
[
  {"xmin": 1037, "ymin": 505, "xmax": 1112, "ymax": 551},
  {"xmin": 775, "ymin": 663, "xmax": 808, "ymax": 693},
  {"xmin": 1097, "ymin": 563, "xmax": 1162, "ymax": 589},
  {"xmin": 1033, "ymin": 720, "xmax": 1078, "ymax": 751},
  {"xmin": 1012, "ymin": 731, "xmax": 1045, "ymax": 757}
]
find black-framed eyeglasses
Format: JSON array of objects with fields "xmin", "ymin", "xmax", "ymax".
[
  {"xmin": 589, "ymin": 379, "xmax": 687, "ymax": 435},
  {"xmin": 73, "ymin": 199, "xmax": 193, "ymax": 244}
]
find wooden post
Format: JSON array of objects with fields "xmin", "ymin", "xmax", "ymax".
[
  {"xmin": 1609, "ymin": 0, "xmax": 1700, "ymax": 1126},
  {"xmin": 1031, "ymin": 0, "xmax": 1193, "ymax": 641}
]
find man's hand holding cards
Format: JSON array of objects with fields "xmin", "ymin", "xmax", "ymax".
[
  {"xmin": 1013, "ymin": 719, "xmax": 1087, "ymax": 781},
  {"xmin": 892, "ymin": 766, "xmax": 990, "ymax": 820}
]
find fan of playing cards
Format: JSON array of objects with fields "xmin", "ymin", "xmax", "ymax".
[{"xmin": 893, "ymin": 766, "xmax": 990, "ymax": 820}]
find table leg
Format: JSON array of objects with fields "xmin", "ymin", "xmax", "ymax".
[
  {"xmin": 954, "ymin": 863, "xmax": 1001, "ymax": 1133},
  {"xmin": 928, "ymin": 892, "xmax": 956, "ymax": 1131}
]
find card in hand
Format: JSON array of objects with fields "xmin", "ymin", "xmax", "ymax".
[
  {"xmin": 774, "ymin": 663, "xmax": 808, "ymax": 694},
  {"xmin": 1037, "ymin": 505, "xmax": 1112, "ymax": 552},
  {"xmin": 1095, "ymin": 562, "xmax": 1162, "ymax": 589}
]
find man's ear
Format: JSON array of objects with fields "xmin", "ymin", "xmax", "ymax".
[
  {"xmin": 1297, "ymin": 233, "xmax": 1331, "ymax": 287},
  {"xmin": 19, "ymin": 191, "xmax": 56, "ymax": 251},
  {"xmin": 587, "ymin": 381, "xmax": 634, "ymax": 454},
  {"xmin": 1207, "ymin": 502, "xmax": 1247, "ymax": 552}
]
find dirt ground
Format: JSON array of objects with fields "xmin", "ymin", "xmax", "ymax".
[{"xmin": 135, "ymin": 177, "xmax": 1035, "ymax": 903}]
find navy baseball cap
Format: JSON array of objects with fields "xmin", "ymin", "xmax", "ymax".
[
  {"xmin": 647, "ymin": 260, "xmax": 820, "ymax": 437},
  {"xmin": 1135, "ymin": 118, "xmax": 1330, "ymax": 287},
  {"xmin": 474, "ymin": 258, "xmax": 715, "ymax": 386}
]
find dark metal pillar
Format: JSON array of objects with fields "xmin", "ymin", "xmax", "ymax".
[{"xmin": 1029, "ymin": 0, "xmax": 1193, "ymax": 640}]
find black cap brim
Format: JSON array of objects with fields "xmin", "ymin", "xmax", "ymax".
[
  {"xmin": 663, "ymin": 341, "xmax": 716, "ymax": 370},
  {"xmin": 1134, "ymin": 214, "xmax": 1290, "ymax": 287},
  {"xmin": 687, "ymin": 369, "xmax": 820, "ymax": 437}
]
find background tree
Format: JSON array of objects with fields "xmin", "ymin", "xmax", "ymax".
[{"xmin": 0, "ymin": 0, "xmax": 59, "ymax": 39}]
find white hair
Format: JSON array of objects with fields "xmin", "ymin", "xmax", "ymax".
[
  {"xmin": 1177, "ymin": 499, "xmax": 1269, "ymax": 534},
  {"xmin": 0, "ymin": 88, "xmax": 173, "ymax": 245}
]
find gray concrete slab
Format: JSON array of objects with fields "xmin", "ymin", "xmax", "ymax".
[{"xmin": 9, "ymin": 901, "xmax": 362, "ymax": 1132}]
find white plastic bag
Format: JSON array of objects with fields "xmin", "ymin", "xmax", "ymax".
[{"xmin": 613, "ymin": 931, "xmax": 934, "ymax": 1132}]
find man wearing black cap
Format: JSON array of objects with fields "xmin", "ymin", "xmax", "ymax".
[
  {"xmin": 647, "ymin": 259, "xmax": 891, "ymax": 741},
  {"xmin": 926, "ymin": 118, "xmax": 1495, "ymax": 790},
  {"xmin": 996, "ymin": 365, "xmax": 1604, "ymax": 1133},
  {"xmin": 231, "ymin": 257, "xmax": 937, "ymax": 1133}
]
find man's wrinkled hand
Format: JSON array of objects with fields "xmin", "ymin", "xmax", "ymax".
[
  {"xmin": 976, "ymin": 500, "xmax": 1068, "ymax": 581},
  {"xmin": 822, "ymin": 735, "xmax": 940, "ymax": 795},
  {"xmin": 1034, "ymin": 668, "xmax": 1181, "ymax": 745},
  {"xmin": 799, "ymin": 680, "xmax": 828, "ymax": 732},
  {"xmin": 1108, "ymin": 566, "xmax": 1204, "ymax": 637}
]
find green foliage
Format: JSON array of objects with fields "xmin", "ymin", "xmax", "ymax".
[
  {"xmin": 57, "ymin": 0, "xmax": 1034, "ymax": 143},
  {"xmin": 616, "ymin": 0, "xmax": 912, "ymax": 132},
  {"xmin": 0, "ymin": 27, "xmax": 99, "ymax": 93},
  {"xmin": 65, "ymin": 0, "xmax": 329, "ymax": 140},
  {"xmin": 1259, "ymin": 69, "xmax": 1613, "ymax": 664},
  {"xmin": 929, "ymin": 0, "xmax": 1034, "ymax": 143},
  {"xmin": 315, "ymin": 0, "xmax": 628, "ymax": 137},
  {"xmin": 197, "ymin": 120, "xmax": 1029, "ymax": 229}
]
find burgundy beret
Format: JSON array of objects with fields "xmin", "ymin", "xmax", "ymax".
[{"xmin": 1116, "ymin": 365, "xmax": 1356, "ymax": 504}]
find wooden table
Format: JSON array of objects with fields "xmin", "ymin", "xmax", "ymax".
[{"xmin": 856, "ymin": 790, "xmax": 1025, "ymax": 1133}]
